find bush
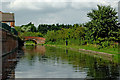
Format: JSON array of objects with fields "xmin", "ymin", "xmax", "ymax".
[
  {"xmin": 113, "ymin": 43, "xmax": 118, "ymax": 48},
  {"xmin": 93, "ymin": 40, "xmax": 100, "ymax": 45},
  {"xmin": 100, "ymin": 41, "xmax": 110, "ymax": 48},
  {"xmin": 2, "ymin": 23, "xmax": 11, "ymax": 32},
  {"xmin": 11, "ymin": 27, "xmax": 18, "ymax": 35}
]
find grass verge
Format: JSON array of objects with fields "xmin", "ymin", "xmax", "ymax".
[{"xmin": 45, "ymin": 43, "xmax": 118, "ymax": 55}]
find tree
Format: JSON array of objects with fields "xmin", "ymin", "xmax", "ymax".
[
  {"xmin": 73, "ymin": 26, "xmax": 85, "ymax": 39},
  {"xmin": 19, "ymin": 32, "xmax": 43, "ymax": 38},
  {"xmin": 38, "ymin": 24, "xmax": 48, "ymax": 34},
  {"xmin": 45, "ymin": 30, "xmax": 56, "ymax": 42},
  {"xmin": 21, "ymin": 22, "xmax": 36, "ymax": 32},
  {"xmin": 85, "ymin": 5, "xmax": 118, "ymax": 42},
  {"xmin": 15, "ymin": 26, "xmax": 21, "ymax": 32}
]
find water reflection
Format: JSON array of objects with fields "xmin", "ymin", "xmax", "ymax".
[
  {"xmin": 2, "ymin": 47, "xmax": 24, "ymax": 80},
  {"xmin": 14, "ymin": 45, "xmax": 120, "ymax": 79}
]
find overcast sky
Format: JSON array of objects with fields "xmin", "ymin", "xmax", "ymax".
[{"xmin": 1, "ymin": 0, "xmax": 119, "ymax": 27}]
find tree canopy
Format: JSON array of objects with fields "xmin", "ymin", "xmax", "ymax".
[
  {"xmin": 20, "ymin": 22, "xmax": 36, "ymax": 32},
  {"xmin": 85, "ymin": 5, "xmax": 118, "ymax": 42}
]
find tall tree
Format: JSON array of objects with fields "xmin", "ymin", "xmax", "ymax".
[{"xmin": 85, "ymin": 5, "xmax": 118, "ymax": 42}]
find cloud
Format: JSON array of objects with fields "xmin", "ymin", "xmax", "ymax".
[
  {"xmin": 9, "ymin": 1, "xmax": 42, "ymax": 10},
  {"xmin": 1, "ymin": 0, "xmax": 119, "ymax": 26},
  {"xmin": 7, "ymin": 0, "xmax": 69, "ymax": 11},
  {"xmin": 71, "ymin": 2, "xmax": 97, "ymax": 10},
  {"xmin": 29, "ymin": 8, "xmax": 90, "ymax": 26},
  {"xmin": 6, "ymin": 0, "xmax": 119, "ymax": 11},
  {"xmin": 3, "ymin": 0, "xmax": 118, "ymax": 2}
]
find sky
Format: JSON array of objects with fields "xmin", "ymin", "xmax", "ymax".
[{"xmin": 1, "ymin": 0, "xmax": 119, "ymax": 27}]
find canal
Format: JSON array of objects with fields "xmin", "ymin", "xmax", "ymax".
[{"xmin": 3, "ymin": 45, "xmax": 120, "ymax": 79}]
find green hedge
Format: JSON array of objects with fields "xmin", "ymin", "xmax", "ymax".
[
  {"xmin": 2, "ymin": 23, "xmax": 11, "ymax": 32},
  {"xmin": 11, "ymin": 27, "xmax": 18, "ymax": 35}
]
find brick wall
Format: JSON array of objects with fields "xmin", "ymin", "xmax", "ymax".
[
  {"xmin": 1, "ymin": 29, "xmax": 18, "ymax": 55},
  {"xmin": 24, "ymin": 36, "xmax": 45, "ymax": 44}
]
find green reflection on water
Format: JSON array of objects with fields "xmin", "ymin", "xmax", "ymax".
[{"xmin": 22, "ymin": 45, "xmax": 120, "ymax": 79}]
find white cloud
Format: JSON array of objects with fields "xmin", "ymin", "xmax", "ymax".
[
  {"xmin": 3, "ymin": 0, "xmax": 118, "ymax": 2},
  {"xmin": 7, "ymin": 0, "xmax": 69, "ymax": 11},
  {"xmin": 71, "ymin": 2, "xmax": 97, "ymax": 10},
  {"xmin": 71, "ymin": 0, "xmax": 118, "ymax": 10},
  {"xmin": 2, "ymin": 0, "xmax": 119, "ymax": 26},
  {"xmin": 50, "ymin": 2, "xmax": 68, "ymax": 8},
  {"xmin": 6, "ymin": 0, "xmax": 119, "ymax": 11},
  {"xmin": 38, "ymin": 14, "xmax": 62, "ymax": 24},
  {"xmin": 3, "ymin": 0, "xmax": 70, "ymax": 2},
  {"xmin": 9, "ymin": 1, "xmax": 42, "ymax": 10}
]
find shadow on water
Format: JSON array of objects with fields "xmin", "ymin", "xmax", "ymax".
[{"xmin": 2, "ymin": 47, "xmax": 24, "ymax": 80}]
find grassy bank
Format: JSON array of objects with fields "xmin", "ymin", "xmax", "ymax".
[
  {"xmin": 45, "ymin": 43, "xmax": 118, "ymax": 55},
  {"xmin": 24, "ymin": 41, "xmax": 36, "ymax": 46},
  {"xmin": 45, "ymin": 43, "xmax": 119, "ymax": 63}
]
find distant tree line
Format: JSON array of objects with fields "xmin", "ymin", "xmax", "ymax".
[
  {"xmin": 15, "ymin": 22, "xmax": 82, "ymax": 34},
  {"xmin": 15, "ymin": 22, "xmax": 84, "ymax": 40}
]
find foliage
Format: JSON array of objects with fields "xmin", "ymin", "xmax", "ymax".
[
  {"xmin": 45, "ymin": 26, "xmax": 85, "ymax": 46},
  {"xmin": 73, "ymin": 26, "xmax": 85, "ymax": 39},
  {"xmin": 45, "ymin": 30, "xmax": 57, "ymax": 42},
  {"xmin": 19, "ymin": 32, "xmax": 43, "ymax": 39},
  {"xmin": 20, "ymin": 22, "xmax": 36, "ymax": 32},
  {"xmin": 24, "ymin": 41, "xmax": 36, "ymax": 45},
  {"xmin": 11, "ymin": 27, "xmax": 18, "ymax": 35},
  {"xmin": 15, "ymin": 26, "xmax": 21, "ymax": 32},
  {"xmin": 85, "ymin": 5, "xmax": 118, "ymax": 43},
  {"xmin": 2, "ymin": 23, "xmax": 11, "ymax": 32},
  {"xmin": 37, "ymin": 23, "xmax": 76, "ymax": 34},
  {"xmin": 16, "ymin": 5, "xmax": 119, "ymax": 49},
  {"xmin": 44, "ymin": 5, "xmax": 119, "ymax": 49},
  {"xmin": 1, "ymin": 23, "xmax": 18, "ymax": 35}
]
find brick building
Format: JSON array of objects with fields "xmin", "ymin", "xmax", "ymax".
[{"xmin": 0, "ymin": 11, "xmax": 15, "ymax": 27}]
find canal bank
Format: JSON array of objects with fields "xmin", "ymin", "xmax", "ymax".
[
  {"xmin": 0, "ymin": 11, "xmax": 24, "ymax": 80},
  {"xmin": 1, "ymin": 28, "xmax": 18, "ymax": 57},
  {"xmin": 1, "ymin": 27, "xmax": 24, "ymax": 80},
  {"xmin": 45, "ymin": 44, "xmax": 119, "ymax": 63},
  {"xmin": 1, "ymin": 23, "xmax": 24, "ymax": 57},
  {"xmin": 0, "ymin": 26, "xmax": 19, "ymax": 80}
]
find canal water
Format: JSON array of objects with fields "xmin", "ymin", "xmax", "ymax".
[{"xmin": 3, "ymin": 45, "xmax": 120, "ymax": 79}]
